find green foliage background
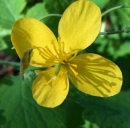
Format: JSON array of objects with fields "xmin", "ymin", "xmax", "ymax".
[{"xmin": 0, "ymin": 0, "xmax": 130, "ymax": 128}]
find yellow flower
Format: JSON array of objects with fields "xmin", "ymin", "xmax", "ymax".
[{"xmin": 11, "ymin": 0, "xmax": 122, "ymax": 108}]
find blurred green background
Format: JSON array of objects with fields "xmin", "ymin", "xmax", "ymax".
[{"xmin": 0, "ymin": 0, "xmax": 130, "ymax": 128}]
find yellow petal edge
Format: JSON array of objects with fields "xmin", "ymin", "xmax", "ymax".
[
  {"xmin": 32, "ymin": 66, "xmax": 69, "ymax": 108},
  {"xmin": 69, "ymin": 54, "xmax": 122, "ymax": 97},
  {"xmin": 58, "ymin": 0, "xmax": 101, "ymax": 52}
]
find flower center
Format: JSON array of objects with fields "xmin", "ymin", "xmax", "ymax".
[{"xmin": 32, "ymin": 37, "xmax": 78, "ymax": 77}]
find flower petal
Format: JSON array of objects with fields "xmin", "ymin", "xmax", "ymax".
[
  {"xmin": 58, "ymin": 0, "xmax": 101, "ymax": 51},
  {"xmin": 11, "ymin": 18, "xmax": 57, "ymax": 67},
  {"xmin": 68, "ymin": 54, "xmax": 122, "ymax": 97},
  {"xmin": 32, "ymin": 66, "xmax": 69, "ymax": 108}
]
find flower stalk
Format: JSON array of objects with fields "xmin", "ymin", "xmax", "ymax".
[
  {"xmin": 0, "ymin": 60, "xmax": 20, "ymax": 69},
  {"xmin": 102, "ymin": 5, "xmax": 130, "ymax": 17}
]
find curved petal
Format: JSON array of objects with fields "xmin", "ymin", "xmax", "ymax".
[
  {"xmin": 11, "ymin": 18, "xmax": 57, "ymax": 67},
  {"xmin": 58, "ymin": 0, "xmax": 101, "ymax": 52},
  {"xmin": 68, "ymin": 54, "xmax": 122, "ymax": 97},
  {"xmin": 32, "ymin": 66, "xmax": 69, "ymax": 108}
]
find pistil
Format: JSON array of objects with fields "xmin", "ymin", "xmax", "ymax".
[{"xmin": 54, "ymin": 63, "xmax": 62, "ymax": 77}]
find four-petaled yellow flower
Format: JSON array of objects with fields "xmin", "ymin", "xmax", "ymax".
[{"xmin": 11, "ymin": 0, "xmax": 122, "ymax": 108}]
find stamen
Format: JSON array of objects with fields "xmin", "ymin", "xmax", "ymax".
[
  {"xmin": 45, "ymin": 46, "xmax": 57, "ymax": 58},
  {"xmin": 39, "ymin": 53, "xmax": 49, "ymax": 61},
  {"xmin": 44, "ymin": 64, "xmax": 63, "ymax": 86},
  {"xmin": 58, "ymin": 60, "xmax": 65, "ymax": 64},
  {"xmin": 36, "ymin": 47, "xmax": 52, "ymax": 59},
  {"xmin": 61, "ymin": 41, "xmax": 65, "ymax": 53},
  {"xmin": 58, "ymin": 39, "xmax": 67, "ymax": 62},
  {"xmin": 44, "ymin": 75, "xmax": 58, "ymax": 87},
  {"xmin": 31, "ymin": 61, "xmax": 45, "ymax": 65},
  {"xmin": 54, "ymin": 60, "xmax": 59, "ymax": 63},
  {"xmin": 39, "ymin": 53, "xmax": 51, "ymax": 60},
  {"xmin": 35, "ymin": 70, "xmax": 42, "ymax": 74},
  {"xmin": 51, "ymin": 41, "xmax": 59, "ymax": 55},
  {"xmin": 31, "ymin": 60, "xmax": 53, "ymax": 66},
  {"xmin": 64, "ymin": 77, "xmax": 68, "ymax": 91},
  {"xmin": 68, "ymin": 63, "xmax": 77, "ymax": 68},
  {"xmin": 68, "ymin": 65, "xmax": 78, "ymax": 76},
  {"xmin": 58, "ymin": 38, "xmax": 62, "ymax": 53},
  {"xmin": 42, "ymin": 47, "xmax": 56, "ymax": 60},
  {"xmin": 33, "ymin": 45, "xmax": 56, "ymax": 62},
  {"xmin": 33, "ymin": 46, "xmax": 48, "ymax": 59},
  {"xmin": 67, "ymin": 47, "xmax": 73, "ymax": 57},
  {"xmin": 45, "ymin": 77, "xmax": 54, "ymax": 85},
  {"xmin": 68, "ymin": 52, "xmax": 78, "ymax": 61}
]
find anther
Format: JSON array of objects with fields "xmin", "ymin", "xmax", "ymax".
[
  {"xmin": 68, "ymin": 52, "xmax": 78, "ymax": 61},
  {"xmin": 31, "ymin": 61, "xmax": 36, "ymax": 64},
  {"xmin": 31, "ymin": 60, "xmax": 45, "ymax": 66},
  {"xmin": 68, "ymin": 65, "xmax": 78, "ymax": 76}
]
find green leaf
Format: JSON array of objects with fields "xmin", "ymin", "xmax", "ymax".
[
  {"xmin": 26, "ymin": 3, "xmax": 48, "ymax": 19},
  {"xmin": 82, "ymin": 120, "xmax": 100, "ymax": 128},
  {"xmin": 108, "ymin": 0, "xmax": 130, "ymax": 28},
  {"xmin": 95, "ymin": 35, "xmax": 130, "ymax": 59},
  {"xmin": 113, "ymin": 41, "xmax": 130, "ymax": 58},
  {"xmin": 91, "ymin": 0, "xmax": 110, "ymax": 9},
  {"xmin": 0, "ymin": 76, "xmax": 65, "ymax": 128},
  {"xmin": 68, "ymin": 87, "xmax": 130, "ymax": 128},
  {"xmin": 117, "ymin": 9, "xmax": 130, "ymax": 26},
  {"xmin": 44, "ymin": 0, "xmax": 74, "ymax": 36},
  {"xmin": 0, "ymin": 110, "xmax": 6, "ymax": 126},
  {"xmin": 44, "ymin": 0, "xmax": 74, "ymax": 13},
  {"xmin": 0, "ymin": 37, "xmax": 8, "ymax": 51},
  {"xmin": 83, "ymin": 92, "xmax": 130, "ymax": 128},
  {"xmin": 0, "ymin": 35, "xmax": 17, "ymax": 56},
  {"xmin": 0, "ymin": 75, "xmax": 84, "ymax": 128},
  {"xmin": 0, "ymin": 0, "xmax": 26, "ymax": 29}
]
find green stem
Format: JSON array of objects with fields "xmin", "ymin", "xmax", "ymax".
[
  {"xmin": 0, "ymin": 60, "xmax": 20, "ymax": 69},
  {"xmin": 39, "ymin": 14, "xmax": 62, "ymax": 21},
  {"xmin": 54, "ymin": 63, "xmax": 62, "ymax": 76},
  {"xmin": 39, "ymin": 5, "xmax": 130, "ymax": 35},
  {"xmin": 100, "ymin": 26, "xmax": 130, "ymax": 36},
  {"xmin": 100, "ymin": 30, "xmax": 124, "ymax": 35},
  {"xmin": 102, "ymin": 5, "xmax": 130, "ymax": 17},
  {"xmin": 101, "ymin": 5, "xmax": 130, "ymax": 35}
]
